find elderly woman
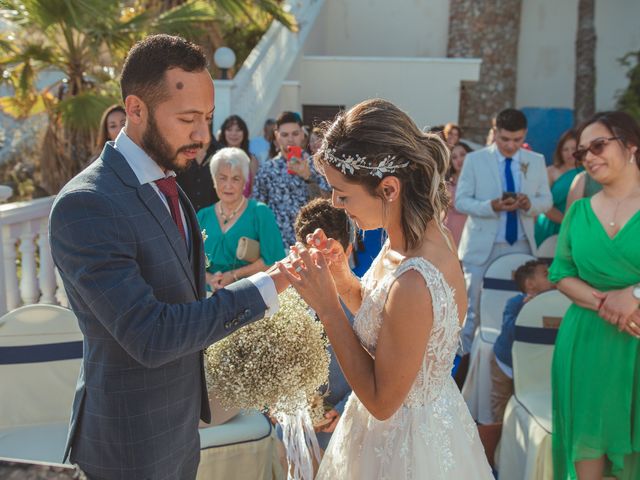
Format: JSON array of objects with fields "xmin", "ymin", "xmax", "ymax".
[{"xmin": 197, "ymin": 147, "xmax": 285, "ymax": 290}]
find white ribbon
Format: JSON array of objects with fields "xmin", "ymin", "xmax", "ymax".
[{"xmin": 276, "ymin": 408, "xmax": 322, "ymax": 480}]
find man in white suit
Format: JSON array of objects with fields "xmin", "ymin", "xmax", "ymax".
[{"xmin": 455, "ymin": 108, "xmax": 552, "ymax": 358}]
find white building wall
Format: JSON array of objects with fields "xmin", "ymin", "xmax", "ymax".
[
  {"xmin": 517, "ymin": 0, "xmax": 640, "ymax": 111},
  {"xmin": 304, "ymin": 0, "xmax": 451, "ymax": 58},
  {"xmin": 269, "ymin": 56, "xmax": 481, "ymax": 128}
]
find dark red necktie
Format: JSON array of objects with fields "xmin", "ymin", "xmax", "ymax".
[{"xmin": 154, "ymin": 177, "xmax": 186, "ymax": 242}]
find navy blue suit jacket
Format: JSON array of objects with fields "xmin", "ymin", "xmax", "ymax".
[{"xmin": 49, "ymin": 144, "xmax": 268, "ymax": 479}]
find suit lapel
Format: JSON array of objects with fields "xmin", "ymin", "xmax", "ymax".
[
  {"xmin": 487, "ymin": 144, "xmax": 502, "ymax": 191},
  {"xmin": 136, "ymin": 184, "xmax": 198, "ymax": 297},
  {"xmin": 178, "ymin": 185, "xmax": 206, "ymax": 299},
  {"xmin": 103, "ymin": 143, "xmax": 199, "ymax": 297}
]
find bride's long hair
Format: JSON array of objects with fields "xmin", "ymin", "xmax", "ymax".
[{"xmin": 315, "ymin": 98, "xmax": 451, "ymax": 251}]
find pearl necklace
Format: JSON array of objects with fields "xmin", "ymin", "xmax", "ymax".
[{"xmin": 218, "ymin": 197, "xmax": 246, "ymax": 225}]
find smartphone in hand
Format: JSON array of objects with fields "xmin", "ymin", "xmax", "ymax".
[
  {"xmin": 502, "ymin": 191, "xmax": 517, "ymax": 201},
  {"xmin": 286, "ymin": 146, "xmax": 303, "ymax": 174}
]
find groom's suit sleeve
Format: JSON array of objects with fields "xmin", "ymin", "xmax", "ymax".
[{"xmin": 50, "ymin": 189, "xmax": 269, "ymax": 369}]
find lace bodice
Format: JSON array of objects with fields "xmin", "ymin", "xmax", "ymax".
[
  {"xmin": 353, "ymin": 249, "xmax": 461, "ymax": 407},
  {"xmin": 317, "ymin": 246, "xmax": 493, "ymax": 479}
]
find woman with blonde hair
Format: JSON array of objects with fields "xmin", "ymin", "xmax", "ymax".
[{"xmin": 278, "ymin": 99, "xmax": 493, "ymax": 478}]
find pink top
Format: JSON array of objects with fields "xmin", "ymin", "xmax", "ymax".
[{"xmin": 445, "ymin": 181, "xmax": 467, "ymax": 247}]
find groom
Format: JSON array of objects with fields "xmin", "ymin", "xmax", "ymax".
[{"xmin": 49, "ymin": 35, "xmax": 287, "ymax": 480}]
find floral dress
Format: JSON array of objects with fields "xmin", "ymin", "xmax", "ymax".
[{"xmin": 316, "ymin": 249, "xmax": 493, "ymax": 479}]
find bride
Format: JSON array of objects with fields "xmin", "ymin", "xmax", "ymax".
[{"xmin": 278, "ymin": 99, "xmax": 494, "ymax": 479}]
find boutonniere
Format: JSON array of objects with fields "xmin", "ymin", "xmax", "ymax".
[
  {"xmin": 201, "ymin": 229, "xmax": 211, "ymax": 269},
  {"xmin": 520, "ymin": 162, "xmax": 529, "ymax": 179}
]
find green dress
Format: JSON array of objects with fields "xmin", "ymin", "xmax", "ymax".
[
  {"xmin": 196, "ymin": 198, "xmax": 285, "ymax": 274},
  {"xmin": 535, "ymin": 168, "xmax": 581, "ymax": 246},
  {"xmin": 549, "ymin": 198, "xmax": 640, "ymax": 479}
]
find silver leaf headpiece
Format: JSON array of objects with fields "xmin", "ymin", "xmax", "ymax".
[{"xmin": 323, "ymin": 148, "xmax": 409, "ymax": 178}]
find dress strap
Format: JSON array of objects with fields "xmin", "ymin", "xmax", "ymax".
[{"xmin": 377, "ymin": 257, "xmax": 454, "ymax": 320}]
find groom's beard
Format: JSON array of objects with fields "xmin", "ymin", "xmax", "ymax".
[{"xmin": 142, "ymin": 112, "xmax": 203, "ymax": 172}]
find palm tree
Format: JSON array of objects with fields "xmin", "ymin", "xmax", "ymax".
[
  {"xmin": 574, "ymin": 0, "xmax": 596, "ymax": 125},
  {"xmin": 0, "ymin": 0, "xmax": 294, "ymax": 194}
]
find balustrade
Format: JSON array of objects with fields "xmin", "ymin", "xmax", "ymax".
[{"xmin": 0, "ymin": 196, "xmax": 66, "ymax": 316}]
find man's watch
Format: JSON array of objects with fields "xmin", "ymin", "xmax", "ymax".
[{"xmin": 632, "ymin": 283, "xmax": 640, "ymax": 302}]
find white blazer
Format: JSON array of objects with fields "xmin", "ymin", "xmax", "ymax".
[{"xmin": 455, "ymin": 143, "xmax": 552, "ymax": 266}]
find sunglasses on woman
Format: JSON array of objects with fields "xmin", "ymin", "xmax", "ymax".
[{"xmin": 572, "ymin": 136, "xmax": 621, "ymax": 163}]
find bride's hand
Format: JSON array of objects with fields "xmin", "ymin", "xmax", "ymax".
[
  {"xmin": 306, "ymin": 228, "xmax": 352, "ymax": 290},
  {"xmin": 277, "ymin": 242, "xmax": 342, "ymax": 318}
]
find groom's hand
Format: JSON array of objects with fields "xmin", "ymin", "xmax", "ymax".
[{"xmin": 267, "ymin": 263, "xmax": 290, "ymax": 294}]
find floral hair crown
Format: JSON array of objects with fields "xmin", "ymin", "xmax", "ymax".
[{"xmin": 323, "ymin": 148, "xmax": 409, "ymax": 178}]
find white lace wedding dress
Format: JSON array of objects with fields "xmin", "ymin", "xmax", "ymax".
[{"xmin": 316, "ymin": 253, "xmax": 494, "ymax": 479}]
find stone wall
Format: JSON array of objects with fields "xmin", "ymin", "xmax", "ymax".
[{"xmin": 447, "ymin": 0, "xmax": 523, "ymax": 143}]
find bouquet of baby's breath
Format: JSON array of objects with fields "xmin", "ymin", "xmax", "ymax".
[
  {"xmin": 205, "ymin": 287, "xmax": 330, "ymax": 479},
  {"xmin": 204, "ymin": 287, "xmax": 330, "ymax": 414}
]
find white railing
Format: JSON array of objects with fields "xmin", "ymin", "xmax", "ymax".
[
  {"xmin": 213, "ymin": 0, "xmax": 325, "ymax": 136},
  {"xmin": 0, "ymin": 196, "xmax": 67, "ymax": 316}
]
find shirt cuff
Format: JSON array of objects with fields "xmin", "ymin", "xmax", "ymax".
[{"xmin": 247, "ymin": 271, "xmax": 279, "ymax": 316}]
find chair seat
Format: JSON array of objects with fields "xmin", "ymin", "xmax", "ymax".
[
  {"xmin": 0, "ymin": 422, "xmax": 69, "ymax": 463},
  {"xmin": 199, "ymin": 410, "xmax": 272, "ymax": 449},
  {"xmin": 479, "ymin": 326, "xmax": 500, "ymax": 344},
  {"xmin": 514, "ymin": 390, "xmax": 552, "ymax": 433}
]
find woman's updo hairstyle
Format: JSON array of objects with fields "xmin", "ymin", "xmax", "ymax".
[{"xmin": 316, "ymin": 99, "xmax": 451, "ymax": 251}]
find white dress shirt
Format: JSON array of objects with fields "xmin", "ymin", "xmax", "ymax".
[
  {"xmin": 114, "ymin": 130, "xmax": 279, "ymax": 315},
  {"xmin": 495, "ymin": 149, "xmax": 526, "ymax": 243}
]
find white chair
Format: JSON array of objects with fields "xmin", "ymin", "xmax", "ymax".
[
  {"xmin": 0, "ymin": 305, "xmax": 82, "ymax": 463},
  {"xmin": 535, "ymin": 234, "xmax": 558, "ymax": 262},
  {"xmin": 497, "ymin": 289, "xmax": 571, "ymax": 480},
  {"xmin": 197, "ymin": 411, "xmax": 283, "ymax": 480},
  {"xmin": 462, "ymin": 253, "xmax": 536, "ymax": 424}
]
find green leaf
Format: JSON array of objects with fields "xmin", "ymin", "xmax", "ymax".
[
  {"xmin": 55, "ymin": 91, "xmax": 120, "ymax": 132},
  {"xmin": 149, "ymin": 1, "xmax": 218, "ymax": 39}
]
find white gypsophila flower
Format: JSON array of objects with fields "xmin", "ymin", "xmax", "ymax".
[
  {"xmin": 201, "ymin": 229, "xmax": 211, "ymax": 269},
  {"xmin": 204, "ymin": 287, "xmax": 330, "ymax": 416}
]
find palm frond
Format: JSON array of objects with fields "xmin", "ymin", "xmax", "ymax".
[
  {"xmin": 55, "ymin": 91, "xmax": 120, "ymax": 132},
  {"xmin": 212, "ymin": 0, "xmax": 297, "ymax": 30},
  {"xmin": 149, "ymin": 1, "xmax": 218, "ymax": 40},
  {"xmin": 0, "ymin": 90, "xmax": 48, "ymax": 117}
]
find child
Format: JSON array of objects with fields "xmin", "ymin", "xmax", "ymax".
[{"xmin": 490, "ymin": 260, "xmax": 554, "ymax": 422}]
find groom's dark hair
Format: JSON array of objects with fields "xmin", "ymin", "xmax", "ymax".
[{"xmin": 120, "ymin": 34, "xmax": 208, "ymax": 111}]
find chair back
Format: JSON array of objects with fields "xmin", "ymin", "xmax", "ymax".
[
  {"xmin": 512, "ymin": 290, "xmax": 571, "ymax": 398},
  {"xmin": 535, "ymin": 234, "xmax": 558, "ymax": 262},
  {"xmin": 0, "ymin": 305, "xmax": 82, "ymax": 428},
  {"xmin": 480, "ymin": 253, "xmax": 536, "ymax": 342}
]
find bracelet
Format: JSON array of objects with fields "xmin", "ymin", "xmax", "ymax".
[{"xmin": 232, "ymin": 271, "xmax": 239, "ymax": 281}]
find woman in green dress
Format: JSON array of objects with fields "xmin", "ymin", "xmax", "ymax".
[
  {"xmin": 549, "ymin": 111, "xmax": 640, "ymax": 479},
  {"xmin": 535, "ymin": 130, "xmax": 580, "ymax": 246},
  {"xmin": 197, "ymin": 147, "xmax": 285, "ymax": 291}
]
